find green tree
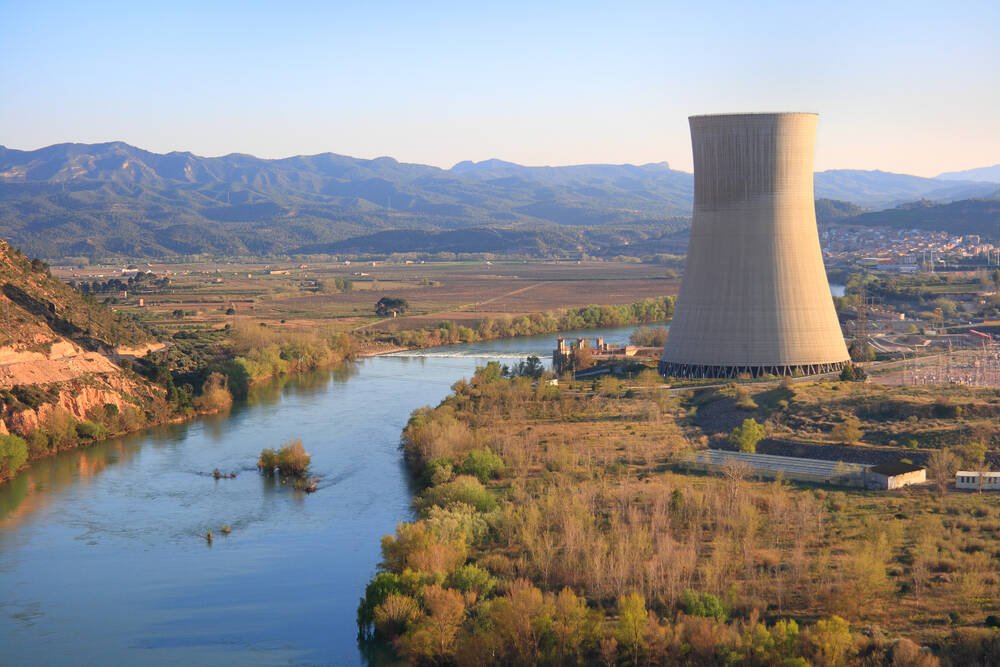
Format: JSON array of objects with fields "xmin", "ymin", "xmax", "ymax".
[
  {"xmin": 961, "ymin": 440, "xmax": 988, "ymax": 491},
  {"xmin": 679, "ymin": 589, "xmax": 728, "ymax": 622},
  {"xmin": 398, "ymin": 585, "xmax": 466, "ymax": 662},
  {"xmin": 458, "ymin": 448, "xmax": 505, "ymax": 482},
  {"xmin": 375, "ymin": 296, "xmax": 409, "ymax": 316},
  {"xmin": 550, "ymin": 588, "xmax": 592, "ymax": 664},
  {"xmin": 0, "ymin": 434, "xmax": 29, "ymax": 478},
  {"xmin": 357, "ymin": 572, "xmax": 402, "ymax": 639},
  {"xmin": 927, "ymin": 448, "xmax": 959, "ymax": 497},
  {"xmin": 730, "ymin": 418, "xmax": 766, "ymax": 453},
  {"xmin": 506, "ymin": 355, "xmax": 545, "ymax": 379},
  {"xmin": 806, "ymin": 615, "xmax": 854, "ymax": 667},
  {"xmin": 839, "ymin": 363, "xmax": 867, "ymax": 382},
  {"xmin": 487, "ymin": 579, "xmax": 554, "ymax": 665},
  {"xmin": 615, "ymin": 592, "xmax": 647, "ymax": 666}
]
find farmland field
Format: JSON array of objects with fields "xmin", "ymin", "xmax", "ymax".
[{"xmin": 53, "ymin": 260, "xmax": 680, "ymax": 335}]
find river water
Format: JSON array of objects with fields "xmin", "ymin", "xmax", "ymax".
[{"xmin": 0, "ymin": 326, "xmax": 639, "ymax": 666}]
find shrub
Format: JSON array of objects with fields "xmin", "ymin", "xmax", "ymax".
[
  {"xmin": 734, "ymin": 386, "xmax": 758, "ymax": 411},
  {"xmin": 446, "ymin": 563, "xmax": 497, "ymax": 599},
  {"xmin": 0, "ymin": 434, "xmax": 29, "ymax": 478},
  {"xmin": 679, "ymin": 589, "xmax": 728, "ymax": 622},
  {"xmin": 27, "ymin": 430, "xmax": 50, "ymax": 457},
  {"xmin": 424, "ymin": 503, "xmax": 488, "ymax": 545},
  {"xmin": 373, "ymin": 593, "xmax": 421, "ymax": 639},
  {"xmin": 423, "ymin": 458, "xmax": 455, "ymax": 486},
  {"xmin": 75, "ymin": 420, "xmax": 108, "ymax": 440},
  {"xmin": 11, "ymin": 384, "xmax": 60, "ymax": 409},
  {"xmin": 193, "ymin": 372, "xmax": 233, "ymax": 413},
  {"xmin": 258, "ymin": 439, "xmax": 310, "ymax": 477},
  {"xmin": 730, "ymin": 418, "xmax": 766, "ymax": 453},
  {"xmin": 630, "ymin": 325, "xmax": 669, "ymax": 347},
  {"xmin": 805, "ymin": 616, "xmax": 854, "ymax": 666},
  {"xmin": 459, "ymin": 448, "xmax": 505, "ymax": 483},
  {"xmin": 358, "ymin": 572, "xmax": 403, "ymax": 639},
  {"xmin": 831, "ymin": 416, "xmax": 864, "ymax": 444},
  {"xmin": 839, "ymin": 363, "xmax": 867, "ymax": 382},
  {"xmin": 44, "ymin": 408, "xmax": 78, "ymax": 448},
  {"xmin": 418, "ymin": 475, "xmax": 497, "ymax": 513}
]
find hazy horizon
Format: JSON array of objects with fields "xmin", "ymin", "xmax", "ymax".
[{"xmin": 2, "ymin": 1, "xmax": 998, "ymax": 177}]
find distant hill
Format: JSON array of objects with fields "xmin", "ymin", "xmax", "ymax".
[
  {"xmin": 293, "ymin": 223, "xmax": 689, "ymax": 258},
  {"xmin": 813, "ymin": 169, "xmax": 997, "ymax": 206},
  {"xmin": 936, "ymin": 164, "xmax": 1000, "ymax": 183},
  {"xmin": 832, "ymin": 198, "xmax": 1000, "ymax": 238},
  {"xmin": 0, "ymin": 143, "xmax": 692, "ymax": 258},
  {"xmin": 814, "ymin": 198, "xmax": 868, "ymax": 224},
  {"xmin": 1, "ymin": 142, "xmax": 997, "ymax": 258}
]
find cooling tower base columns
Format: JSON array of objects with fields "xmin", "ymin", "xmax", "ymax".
[{"xmin": 659, "ymin": 360, "xmax": 848, "ymax": 380}]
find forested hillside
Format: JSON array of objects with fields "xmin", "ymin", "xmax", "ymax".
[{"xmin": 2, "ymin": 142, "xmax": 997, "ymax": 258}]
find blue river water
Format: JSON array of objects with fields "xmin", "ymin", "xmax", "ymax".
[{"xmin": 0, "ymin": 325, "xmax": 640, "ymax": 666}]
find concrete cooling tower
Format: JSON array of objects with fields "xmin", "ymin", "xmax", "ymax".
[{"xmin": 660, "ymin": 112, "xmax": 850, "ymax": 378}]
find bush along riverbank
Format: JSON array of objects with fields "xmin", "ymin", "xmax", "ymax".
[
  {"xmin": 370, "ymin": 297, "xmax": 675, "ymax": 349},
  {"xmin": 1, "ymin": 296, "xmax": 661, "ymax": 484},
  {"xmin": 0, "ymin": 322, "xmax": 354, "ymax": 483},
  {"xmin": 214, "ymin": 322, "xmax": 356, "ymax": 399},
  {"xmin": 357, "ymin": 363, "xmax": 999, "ymax": 665}
]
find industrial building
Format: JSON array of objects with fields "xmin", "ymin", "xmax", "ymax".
[
  {"xmin": 687, "ymin": 449, "xmax": 926, "ymax": 490},
  {"xmin": 865, "ymin": 462, "xmax": 926, "ymax": 490},
  {"xmin": 661, "ymin": 112, "xmax": 850, "ymax": 378},
  {"xmin": 687, "ymin": 450, "xmax": 866, "ymax": 485},
  {"xmin": 956, "ymin": 470, "xmax": 1000, "ymax": 490}
]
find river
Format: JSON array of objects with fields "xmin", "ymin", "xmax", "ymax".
[{"xmin": 0, "ymin": 325, "xmax": 640, "ymax": 666}]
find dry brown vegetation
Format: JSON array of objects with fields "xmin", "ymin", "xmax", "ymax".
[
  {"xmin": 360, "ymin": 368, "xmax": 1000, "ymax": 665},
  {"xmin": 693, "ymin": 381, "xmax": 1000, "ymax": 459}
]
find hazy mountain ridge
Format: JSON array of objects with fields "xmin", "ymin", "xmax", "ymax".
[
  {"xmin": 813, "ymin": 169, "xmax": 998, "ymax": 205},
  {"xmin": 832, "ymin": 197, "xmax": 1000, "ymax": 238},
  {"xmin": 0, "ymin": 142, "xmax": 997, "ymax": 258},
  {"xmin": 0, "ymin": 143, "xmax": 694, "ymax": 257},
  {"xmin": 936, "ymin": 164, "xmax": 1000, "ymax": 183}
]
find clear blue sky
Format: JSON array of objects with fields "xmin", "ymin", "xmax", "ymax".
[{"xmin": 2, "ymin": 0, "xmax": 997, "ymax": 176}]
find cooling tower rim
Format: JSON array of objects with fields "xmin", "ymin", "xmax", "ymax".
[{"xmin": 689, "ymin": 111, "xmax": 818, "ymax": 120}]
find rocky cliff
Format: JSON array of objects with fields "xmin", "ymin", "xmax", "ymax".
[{"xmin": 0, "ymin": 239, "xmax": 166, "ymax": 480}]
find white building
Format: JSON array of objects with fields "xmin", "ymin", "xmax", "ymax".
[
  {"xmin": 956, "ymin": 470, "xmax": 1000, "ymax": 490},
  {"xmin": 866, "ymin": 462, "xmax": 926, "ymax": 490}
]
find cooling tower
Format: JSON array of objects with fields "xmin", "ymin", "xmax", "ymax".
[{"xmin": 660, "ymin": 112, "xmax": 849, "ymax": 378}]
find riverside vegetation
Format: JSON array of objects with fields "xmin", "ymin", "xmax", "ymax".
[
  {"xmin": 2, "ymin": 241, "xmax": 675, "ymax": 483},
  {"xmin": 380, "ymin": 297, "xmax": 674, "ymax": 349},
  {"xmin": 358, "ymin": 365, "xmax": 999, "ymax": 665}
]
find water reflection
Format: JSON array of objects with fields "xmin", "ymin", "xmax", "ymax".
[{"xmin": 0, "ymin": 431, "xmax": 151, "ymax": 529}]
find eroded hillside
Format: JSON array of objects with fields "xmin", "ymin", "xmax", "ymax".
[{"xmin": 0, "ymin": 239, "xmax": 166, "ymax": 479}]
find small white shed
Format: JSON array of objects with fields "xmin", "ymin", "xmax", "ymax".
[{"xmin": 866, "ymin": 462, "xmax": 926, "ymax": 490}]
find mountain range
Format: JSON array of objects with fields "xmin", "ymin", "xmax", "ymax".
[
  {"xmin": 0, "ymin": 142, "xmax": 998, "ymax": 258},
  {"xmin": 936, "ymin": 164, "xmax": 1000, "ymax": 183}
]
